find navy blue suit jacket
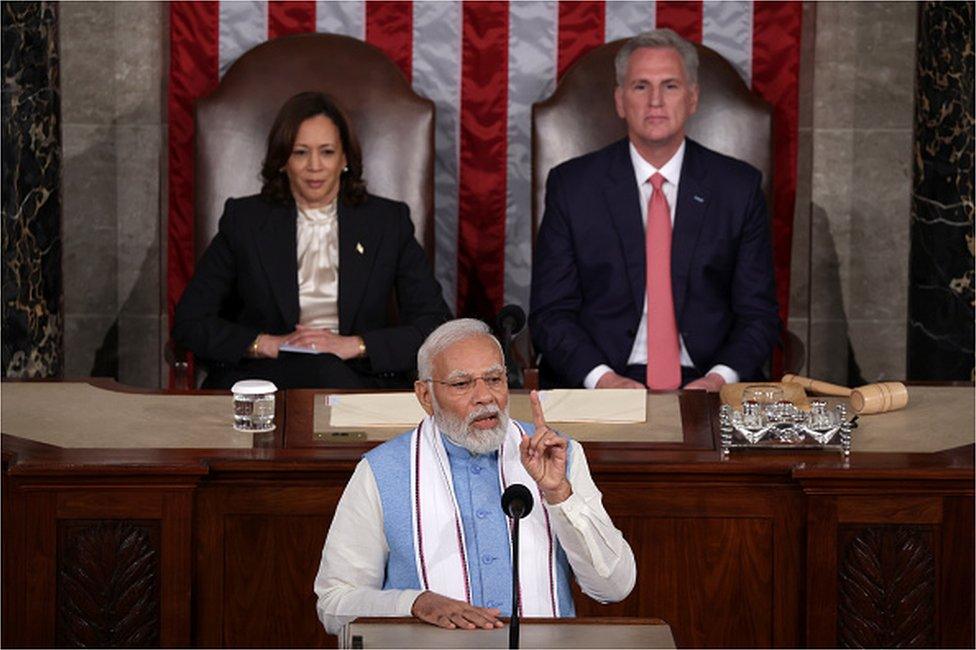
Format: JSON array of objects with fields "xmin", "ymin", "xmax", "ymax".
[{"xmin": 529, "ymin": 138, "xmax": 780, "ymax": 387}]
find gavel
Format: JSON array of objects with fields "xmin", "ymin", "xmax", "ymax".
[{"xmin": 781, "ymin": 374, "xmax": 908, "ymax": 415}]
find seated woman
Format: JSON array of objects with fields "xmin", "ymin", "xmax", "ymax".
[{"xmin": 173, "ymin": 91, "xmax": 451, "ymax": 389}]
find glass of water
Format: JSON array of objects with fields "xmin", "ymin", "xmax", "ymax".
[{"xmin": 231, "ymin": 380, "xmax": 277, "ymax": 432}]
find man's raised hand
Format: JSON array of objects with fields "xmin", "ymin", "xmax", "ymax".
[{"xmin": 519, "ymin": 390, "xmax": 572, "ymax": 504}]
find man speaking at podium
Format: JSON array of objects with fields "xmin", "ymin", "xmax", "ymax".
[{"xmin": 314, "ymin": 319, "xmax": 636, "ymax": 634}]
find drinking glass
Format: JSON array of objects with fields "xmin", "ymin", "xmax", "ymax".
[{"xmin": 232, "ymin": 379, "xmax": 277, "ymax": 432}]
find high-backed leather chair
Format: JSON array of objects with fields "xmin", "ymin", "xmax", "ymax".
[
  {"xmin": 533, "ymin": 40, "xmax": 772, "ymax": 233},
  {"xmin": 170, "ymin": 33, "xmax": 435, "ymax": 388},
  {"xmin": 195, "ymin": 32, "xmax": 435, "ymax": 260},
  {"xmin": 526, "ymin": 40, "xmax": 802, "ymax": 384}
]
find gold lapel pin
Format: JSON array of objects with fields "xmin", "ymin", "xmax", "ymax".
[{"xmin": 356, "ymin": 242, "xmax": 365, "ymax": 254}]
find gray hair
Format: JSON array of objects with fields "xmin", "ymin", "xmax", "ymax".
[
  {"xmin": 614, "ymin": 28, "xmax": 699, "ymax": 86},
  {"xmin": 417, "ymin": 318, "xmax": 503, "ymax": 380}
]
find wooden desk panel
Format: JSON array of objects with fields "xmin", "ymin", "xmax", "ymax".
[
  {"xmin": 2, "ymin": 382, "xmax": 973, "ymax": 648},
  {"xmin": 195, "ymin": 484, "xmax": 339, "ymax": 648}
]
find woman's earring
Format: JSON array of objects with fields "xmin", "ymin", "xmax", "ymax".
[{"xmin": 343, "ymin": 166, "xmax": 349, "ymax": 173}]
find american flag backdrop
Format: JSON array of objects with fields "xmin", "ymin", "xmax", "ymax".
[{"xmin": 168, "ymin": 0, "xmax": 801, "ymax": 355}]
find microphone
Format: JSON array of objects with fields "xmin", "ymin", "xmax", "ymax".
[
  {"xmin": 495, "ymin": 305, "xmax": 526, "ymax": 389},
  {"xmin": 501, "ymin": 483, "xmax": 533, "ymax": 519},
  {"xmin": 497, "ymin": 304, "xmax": 527, "ymax": 337},
  {"xmin": 501, "ymin": 484, "xmax": 534, "ymax": 649}
]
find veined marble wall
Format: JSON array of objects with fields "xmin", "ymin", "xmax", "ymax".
[
  {"xmin": 2, "ymin": 2, "xmax": 63, "ymax": 378},
  {"xmin": 790, "ymin": 1, "xmax": 918, "ymax": 384},
  {"xmin": 908, "ymin": 1, "xmax": 974, "ymax": 380},
  {"xmin": 59, "ymin": 1, "xmax": 166, "ymax": 387}
]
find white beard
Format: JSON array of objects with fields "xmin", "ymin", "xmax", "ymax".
[{"xmin": 432, "ymin": 396, "xmax": 510, "ymax": 456}]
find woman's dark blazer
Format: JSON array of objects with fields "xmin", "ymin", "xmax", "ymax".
[{"xmin": 172, "ymin": 193, "xmax": 451, "ymax": 379}]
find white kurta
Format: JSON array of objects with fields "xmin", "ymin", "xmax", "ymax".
[{"xmin": 313, "ymin": 436, "xmax": 637, "ymax": 635}]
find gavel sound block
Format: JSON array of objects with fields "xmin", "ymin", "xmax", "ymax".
[{"xmin": 781, "ymin": 374, "xmax": 908, "ymax": 415}]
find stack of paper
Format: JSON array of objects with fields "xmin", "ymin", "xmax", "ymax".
[
  {"xmin": 538, "ymin": 389, "xmax": 647, "ymax": 423},
  {"xmin": 328, "ymin": 393, "xmax": 427, "ymax": 427}
]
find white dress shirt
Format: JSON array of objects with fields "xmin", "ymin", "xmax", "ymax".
[
  {"xmin": 584, "ymin": 141, "xmax": 739, "ymax": 388},
  {"xmin": 313, "ymin": 438, "xmax": 637, "ymax": 635}
]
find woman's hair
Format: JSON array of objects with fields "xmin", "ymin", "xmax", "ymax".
[{"xmin": 260, "ymin": 91, "xmax": 367, "ymax": 206}]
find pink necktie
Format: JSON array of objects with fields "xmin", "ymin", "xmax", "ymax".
[{"xmin": 645, "ymin": 173, "xmax": 681, "ymax": 390}]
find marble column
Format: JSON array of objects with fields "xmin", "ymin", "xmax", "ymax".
[
  {"xmin": 1, "ymin": 2, "xmax": 63, "ymax": 378},
  {"xmin": 803, "ymin": 1, "xmax": 916, "ymax": 384},
  {"xmin": 908, "ymin": 2, "xmax": 975, "ymax": 380}
]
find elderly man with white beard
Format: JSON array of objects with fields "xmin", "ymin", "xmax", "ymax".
[{"xmin": 313, "ymin": 318, "xmax": 636, "ymax": 635}]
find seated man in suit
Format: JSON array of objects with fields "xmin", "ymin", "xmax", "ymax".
[
  {"xmin": 530, "ymin": 29, "xmax": 780, "ymax": 391},
  {"xmin": 314, "ymin": 319, "xmax": 635, "ymax": 634}
]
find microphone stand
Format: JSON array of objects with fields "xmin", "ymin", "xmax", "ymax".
[
  {"xmin": 496, "ymin": 305, "xmax": 526, "ymax": 389},
  {"xmin": 501, "ymin": 483, "xmax": 531, "ymax": 650},
  {"xmin": 510, "ymin": 513, "xmax": 521, "ymax": 650}
]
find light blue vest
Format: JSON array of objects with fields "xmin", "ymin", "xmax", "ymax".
[{"xmin": 364, "ymin": 420, "xmax": 576, "ymax": 617}]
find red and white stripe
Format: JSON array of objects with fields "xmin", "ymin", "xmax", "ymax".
[{"xmin": 168, "ymin": 1, "xmax": 800, "ymax": 382}]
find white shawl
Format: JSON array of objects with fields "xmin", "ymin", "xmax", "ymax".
[{"xmin": 408, "ymin": 415, "xmax": 560, "ymax": 617}]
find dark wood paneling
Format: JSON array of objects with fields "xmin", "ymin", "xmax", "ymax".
[
  {"xmin": 58, "ymin": 491, "xmax": 164, "ymax": 518},
  {"xmin": 805, "ymin": 489, "xmax": 975, "ymax": 649},
  {"xmin": 638, "ymin": 516, "xmax": 773, "ymax": 648},
  {"xmin": 222, "ymin": 514, "xmax": 333, "ymax": 647},
  {"xmin": 837, "ymin": 526, "xmax": 936, "ymax": 648},
  {"xmin": 5, "ymin": 478, "xmax": 196, "ymax": 648},
  {"xmin": 836, "ymin": 496, "xmax": 942, "ymax": 524},
  {"xmin": 161, "ymin": 493, "xmax": 193, "ymax": 646},
  {"xmin": 940, "ymin": 497, "xmax": 975, "ymax": 648},
  {"xmin": 56, "ymin": 520, "xmax": 161, "ymax": 647},
  {"xmin": 24, "ymin": 492, "xmax": 58, "ymax": 646},
  {"xmin": 194, "ymin": 485, "xmax": 345, "ymax": 648},
  {"xmin": 577, "ymin": 479, "xmax": 803, "ymax": 648},
  {"xmin": 806, "ymin": 496, "xmax": 838, "ymax": 647},
  {"xmin": 2, "ymin": 457, "xmax": 26, "ymax": 647}
]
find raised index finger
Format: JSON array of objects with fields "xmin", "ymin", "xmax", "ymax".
[{"xmin": 529, "ymin": 390, "xmax": 547, "ymax": 430}]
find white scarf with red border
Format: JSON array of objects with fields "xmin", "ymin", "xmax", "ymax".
[{"xmin": 408, "ymin": 415, "xmax": 560, "ymax": 617}]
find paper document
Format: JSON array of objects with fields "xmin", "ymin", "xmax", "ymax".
[
  {"xmin": 328, "ymin": 393, "xmax": 427, "ymax": 427},
  {"xmin": 279, "ymin": 343, "xmax": 321, "ymax": 354},
  {"xmin": 538, "ymin": 388, "xmax": 647, "ymax": 423}
]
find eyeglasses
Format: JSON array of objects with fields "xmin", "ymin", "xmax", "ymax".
[{"xmin": 425, "ymin": 370, "xmax": 508, "ymax": 395}]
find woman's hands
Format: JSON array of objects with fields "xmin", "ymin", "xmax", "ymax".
[
  {"xmin": 251, "ymin": 333, "xmax": 288, "ymax": 359},
  {"xmin": 250, "ymin": 326, "xmax": 365, "ymax": 360},
  {"xmin": 283, "ymin": 325, "xmax": 364, "ymax": 359}
]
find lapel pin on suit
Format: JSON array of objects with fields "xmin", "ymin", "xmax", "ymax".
[
  {"xmin": 356, "ymin": 242, "xmax": 365, "ymax": 254},
  {"xmin": 693, "ymin": 195, "xmax": 705, "ymax": 203}
]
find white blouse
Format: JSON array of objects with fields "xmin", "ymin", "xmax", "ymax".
[{"xmin": 296, "ymin": 200, "xmax": 340, "ymax": 331}]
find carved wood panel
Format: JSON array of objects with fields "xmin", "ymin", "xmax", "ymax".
[
  {"xmin": 57, "ymin": 520, "xmax": 161, "ymax": 647},
  {"xmin": 838, "ymin": 526, "xmax": 936, "ymax": 648}
]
